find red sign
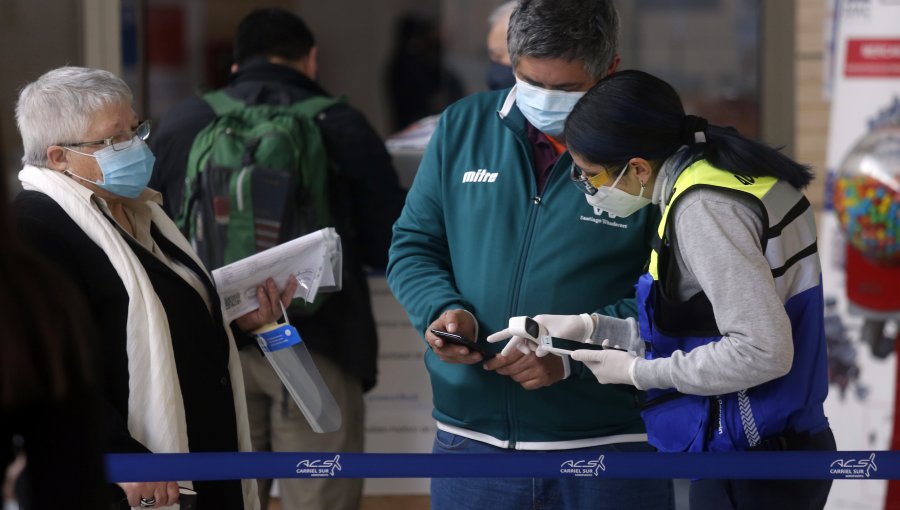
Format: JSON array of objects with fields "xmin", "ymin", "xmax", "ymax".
[{"xmin": 845, "ymin": 39, "xmax": 900, "ymax": 77}]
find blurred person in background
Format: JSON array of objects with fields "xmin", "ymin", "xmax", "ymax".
[
  {"xmin": 386, "ymin": 12, "xmax": 464, "ymax": 131},
  {"xmin": 485, "ymin": 1, "xmax": 517, "ymax": 90},
  {"xmin": 150, "ymin": 8, "xmax": 407, "ymax": 510}
]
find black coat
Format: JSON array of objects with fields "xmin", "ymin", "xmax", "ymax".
[
  {"xmin": 13, "ymin": 190, "xmax": 244, "ymax": 510},
  {"xmin": 150, "ymin": 60, "xmax": 407, "ymax": 390}
]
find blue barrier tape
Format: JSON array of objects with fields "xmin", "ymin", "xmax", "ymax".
[{"xmin": 107, "ymin": 451, "xmax": 895, "ymax": 482}]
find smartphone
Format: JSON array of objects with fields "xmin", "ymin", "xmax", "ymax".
[
  {"xmin": 178, "ymin": 487, "xmax": 198, "ymax": 510},
  {"xmin": 519, "ymin": 316, "xmax": 625, "ymax": 356},
  {"xmin": 430, "ymin": 329, "xmax": 496, "ymax": 360},
  {"xmin": 539, "ymin": 336, "xmax": 626, "ymax": 356}
]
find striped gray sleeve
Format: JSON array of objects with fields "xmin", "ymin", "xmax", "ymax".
[
  {"xmin": 632, "ymin": 190, "xmax": 794, "ymax": 396},
  {"xmin": 590, "ymin": 314, "xmax": 644, "ymax": 356}
]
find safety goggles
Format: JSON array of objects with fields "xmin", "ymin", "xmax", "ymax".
[{"xmin": 569, "ymin": 162, "xmax": 616, "ymax": 196}]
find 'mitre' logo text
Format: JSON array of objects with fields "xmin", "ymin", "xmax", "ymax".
[
  {"xmin": 296, "ymin": 455, "xmax": 342, "ymax": 477},
  {"xmin": 462, "ymin": 169, "xmax": 498, "ymax": 183}
]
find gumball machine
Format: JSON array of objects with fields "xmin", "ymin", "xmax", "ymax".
[{"xmin": 832, "ymin": 123, "xmax": 900, "ymax": 359}]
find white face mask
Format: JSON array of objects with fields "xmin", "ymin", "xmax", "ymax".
[
  {"xmin": 514, "ymin": 79, "xmax": 585, "ymax": 138},
  {"xmin": 584, "ymin": 163, "xmax": 651, "ymax": 218}
]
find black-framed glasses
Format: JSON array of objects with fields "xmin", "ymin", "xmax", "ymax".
[
  {"xmin": 569, "ymin": 162, "xmax": 616, "ymax": 196},
  {"xmin": 60, "ymin": 120, "xmax": 151, "ymax": 151}
]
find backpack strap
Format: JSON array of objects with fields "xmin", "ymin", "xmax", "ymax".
[
  {"xmin": 203, "ymin": 89, "xmax": 342, "ymax": 119},
  {"xmin": 202, "ymin": 89, "xmax": 248, "ymax": 116},
  {"xmin": 285, "ymin": 95, "xmax": 344, "ymax": 119}
]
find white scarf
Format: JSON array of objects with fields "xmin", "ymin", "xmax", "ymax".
[{"xmin": 19, "ymin": 166, "xmax": 258, "ymax": 510}]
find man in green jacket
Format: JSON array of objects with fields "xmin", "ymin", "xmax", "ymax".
[{"xmin": 386, "ymin": 0, "xmax": 673, "ymax": 508}]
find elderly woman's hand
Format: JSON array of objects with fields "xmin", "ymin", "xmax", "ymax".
[
  {"xmin": 118, "ymin": 481, "xmax": 179, "ymax": 508},
  {"xmin": 234, "ymin": 277, "xmax": 299, "ymax": 333}
]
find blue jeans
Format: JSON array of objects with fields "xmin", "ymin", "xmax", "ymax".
[{"xmin": 430, "ymin": 430, "xmax": 675, "ymax": 510}]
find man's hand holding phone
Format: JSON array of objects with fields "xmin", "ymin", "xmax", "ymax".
[
  {"xmin": 431, "ymin": 330, "xmax": 496, "ymax": 360},
  {"xmin": 426, "ymin": 309, "xmax": 486, "ymax": 364},
  {"xmin": 483, "ymin": 316, "xmax": 567, "ymax": 389}
]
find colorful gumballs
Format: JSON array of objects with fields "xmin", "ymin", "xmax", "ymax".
[{"xmin": 833, "ymin": 126, "xmax": 900, "ymax": 266}]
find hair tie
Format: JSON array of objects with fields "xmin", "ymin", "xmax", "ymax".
[{"xmin": 681, "ymin": 115, "xmax": 708, "ymax": 145}]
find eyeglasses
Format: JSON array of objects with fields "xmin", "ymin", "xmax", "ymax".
[
  {"xmin": 569, "ymin": 162, "xmax": 616, "ymax": 196},
  {"xmin": 60, "ymin": 120, "xmax": 151, "ymax": 151}
]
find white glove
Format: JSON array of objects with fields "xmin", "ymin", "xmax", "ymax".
[
  {"xmin": 487, "ymin": 314, "xmax": 594, "ymax": 357},
  {"xmin": 531, "ymin": 314, "xmax": 595, "ymax": 357},
  {"xmin": 570, "ymin": 340, "xmax": 639, "ymax": 386},
  {"xmin": 532, "ymin": 314, "xmax": 595, "ymax": 342}
]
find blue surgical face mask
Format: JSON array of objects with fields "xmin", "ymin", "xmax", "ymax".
[
  {"xmin": 486, "ymin": 61, "xmax": 516, "ymax": 91},
  {"xmin": 65, "ymin": 138, "xmax": 155, "ymax": 198},
  {"xmin": 514, "ymin": 78, "xmax": 586, "ymax": 138}
]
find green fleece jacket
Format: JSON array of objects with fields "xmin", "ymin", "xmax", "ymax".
[{"xmin": 386, "ymin": 88, "xmax": 660, "ymax": 447}]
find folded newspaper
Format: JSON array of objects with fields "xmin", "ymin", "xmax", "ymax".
[
  {"xmin": 213, "ymin": 227, "xmax": 343, "ymax": 433},
  {"xmin": 212, "ymin": 227, "xmax": 343, "ymax": 322}
]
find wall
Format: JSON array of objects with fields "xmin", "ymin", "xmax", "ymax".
[
  {"xmin": 0, "ymin": 0, "xmax": 83, "ymax": 184},
  {"xmin": 141, "ymin": 0, "xmax": 440, "ymax": 137},
  {"xmin": 295, "ymin": 0, "xmax": 442, "ymax": 137},
  {"xmin": 794, "ymin": 0, "xmax": 831, "ymax": 210}
]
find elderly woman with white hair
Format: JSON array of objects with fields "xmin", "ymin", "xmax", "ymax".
[{"xmin": 12, "ymin": 66, "xmax": 294, "ymax": 509}]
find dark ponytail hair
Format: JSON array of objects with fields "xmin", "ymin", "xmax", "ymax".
[{"xmin": 565, "ymin": 70, "xmax": 814, "ymax": 189}]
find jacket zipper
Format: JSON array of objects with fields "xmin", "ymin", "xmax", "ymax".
[
  {"xmin": 504, "ymin": 140, "xmax": 570, "ymax": 447},
  {"xmin": 503, "ymin": 131, "xmax": 543, "ymax": 448}
]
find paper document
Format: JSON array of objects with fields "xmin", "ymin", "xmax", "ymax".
[
  {"xmin": 385, "ymin": 114, "xmax": 439, "ymax": 151},
  {"xmin": 213, "ymin": 227, "xmax": 342, "ymax": 322}
]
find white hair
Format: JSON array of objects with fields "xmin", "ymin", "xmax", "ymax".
[
  {"xmin": 16, "ymin": 66, "xmax": 133, "ymax": 167},
  {"xmin": 488, "ymin": 1, "xmax": 517, "ymax": 25}
]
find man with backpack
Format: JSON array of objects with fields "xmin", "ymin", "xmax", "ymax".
[{"xmin": 149, "ymin": 8, "xmax": 407, "ymax": 510}]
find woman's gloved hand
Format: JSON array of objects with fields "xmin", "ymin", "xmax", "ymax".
[
  {"xmin": 487, "ymin": 314, "xmax": 594, "ymax": 357},
  {"xmin": 570, "ymin": 340, "xmax": 640, "ymax": 387},
  {"xmin": 532, "ymin": 313, "xmax": 596, "ymax": 341}
]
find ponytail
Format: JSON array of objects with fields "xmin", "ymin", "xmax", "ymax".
[
  {"xmin": 565, "ymin": 70, "xmax": 814, "ymax": 190},
  {"xmin": 697, "ymin": 125, "xmax": 814, "ymax": 189}
]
